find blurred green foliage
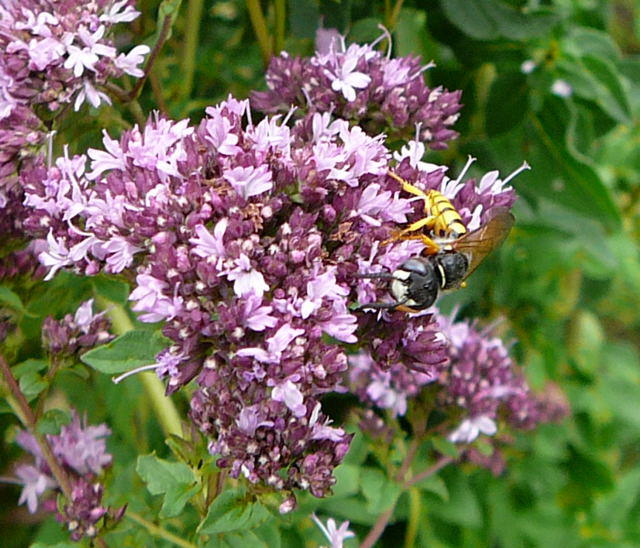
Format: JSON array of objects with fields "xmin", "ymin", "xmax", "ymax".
[{"xmin": 2, "ymin": 0, "xmax": 640, "ymax": 546}]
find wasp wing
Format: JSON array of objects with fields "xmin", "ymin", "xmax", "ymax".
[{"xmin": 452, "ymin": 208, "xmax": 515, "ymax": 279}]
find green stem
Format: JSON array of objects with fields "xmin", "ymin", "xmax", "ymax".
[
  {"xmin": 404, "ymin": 488, "xmax": 421, "ymax": 548},
  {"xmin": 389, "ymin": 0, "xmax": 405, "ymax": 29},
  {"xmin": 361, "ymin": 455, "xmax": 454, "ymax": 548},
  {"xmin": 181, "ymin": 0, "xmax": 204, "ymax": 101},
  {"xmin": 128, "ymin": 12, "xmax": 174, "ymax": 101},
  {"xmin": 97, "ymin": 299, "xmax": 182, "ymax": 438},
  {"xmin": 125, "ymin": 511, "xmax": 197, "ymax": 548},
  {"xmin": 0, "ymin": 355, "xmax": 73, "ymax": 500},
  {"xmin": 246, "ymin": 0, "xmax": 273, "ymax": 65},
  {"xmin": 274, "ymin": 0, "xmax": 285, "ymax": 54}
]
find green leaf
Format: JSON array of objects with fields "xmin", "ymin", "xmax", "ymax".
[
  {"xmin": 529, "ymin": 97, "xmax": 621, "ymax": 231},
  {"xmin": 441, "ymin": 0, "xmax": 558, "ymax": 41},
  {"xmin": 12, "ymin": 359, "xmax": 48, "ymax": 378},
  {"xmin": 19, "ymin": 371, "xmax": 48, "ymax": 400},
  {"xmin": 289, "ymin": 0, "xmax": 320, "ymax": 39},
  {"xmin": 563, "ymin": 26, "xmax": 621, "ymax": 61},
  {"xmin": 91, "ymin": 277, "xmax": 129, "ymax": 305},
  {"xmin": 581, "ymin": 55, "xmax": 632, "ymax": 124},
  {"xmin": 37, "ymin": 409, "xmax": 72, "ymax": 436},
  {"xmin": 414, "ymin": 474, "xmax": 449, "ymax": 501},
  {"xmin": 31, "ymin": 543, "xmax": 77, "ymax": 548},
  {"xmin": 431, "ymin": 436, "xmax": 459, "ymax": 458},
  {"xmin": 154, "ymin": 0, "xmax": 183, "ymax": 45},
  {"xmin": 206, "ymin": 530, "xmax": 265, "ymax": 548},
  {"xmin": 331, "ymin": 464, "xmax": 360, "ymax": 498},
  {"xmin": 486, "ymin": 72, "xmax": 529, "ymax": 136},
  {"xmin": 395, "ymin": 9, "xmax": 435, "ymax": 61},
  {"xmin": 0, "ymin": 286, "xmax": 25, "ymax": 312},
  {"xmin": 360, "ymin": 468, "xmax": 401, "ymax": 513},
  {"xmin": 198, "ymin": 488, "xmax": 271, "ymax": 535},
  {"xmin": 136, "ymin": 454, "xmax": 199, "ymax": 518},
  {"xmin": 430, "ymin": 471, "xmax": 482, "ymax": 527},
  {"xmin": 253, "ymin": 521, "xmax": 282, "ymax": 548},
  {"xmin": 81, "ymin": 330, "xmax": 170, "ymax": 375}
]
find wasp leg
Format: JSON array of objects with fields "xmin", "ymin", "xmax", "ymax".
[
  {"xmin": 382, "ymin": 215, "xmax": 437, "ymax": 246},
  {"xmin": 388, "ymin": 171, "xmax": 435, "ymax": 215},
  {"xmin": 395, "ymin": 304, "xmax": 422, "ymax": 314},
  {"xmin": 355, "ymin": 298, "xmax": 410, "ymax": 311}
]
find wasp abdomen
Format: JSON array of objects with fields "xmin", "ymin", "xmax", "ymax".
[{"xmin": 428, "ymin": 191, "xmax": 466, "ymax": 239}]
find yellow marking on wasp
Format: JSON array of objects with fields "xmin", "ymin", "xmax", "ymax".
[{"xmin": 385, "ymin": 171, "xmax": 467, "ymax": 249}]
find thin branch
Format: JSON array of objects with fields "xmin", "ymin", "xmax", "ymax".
[
  {"xmin": 274, "ymin": 0, "xmax": 286, "ymax": 55},
  {"xmin": 361, "ymin": 455, "xmax": 455, "ymax": 548},
  {"xmin": 404, "ymin": 455, "xmax": 454, "ymax": 489},
  {"xmin": 246, "ymin": 0, "xmax": 273, "ymax": 65},
  {"xmin": 0, "ymin": 354, "xmax": 73, "ymax": 499},
  {"xmin": 361, "ymin": 506, "xmax": 394, "ymax": 548},
  {"xmin": 180, "ymin": 0, "xmax": 204, "ymax": 101},
  {"xmin": 389, "ymin": 0, "xmax": 405, "ymax": 30},
  {"xmin": 128, "ymin": 14, "xmax": 174, "ymax": 101},
  {"xmin": 125, "ymin": 511, "xmax": 197, "ymax": 548}
]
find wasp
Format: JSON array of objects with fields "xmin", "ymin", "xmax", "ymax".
[
  {"xmin": 357, "ymin": 172, "xmax": 514, "ymax": 313},
  {"xmin": 383, "ymin": 171, "xmax": 467, "ymax": 253}
]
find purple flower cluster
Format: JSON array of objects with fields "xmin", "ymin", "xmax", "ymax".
[
  {"xmin": 21, "ymin": 93, "xmax": 521, "ymax": 501},
  {"xmin": 252, "ymin": 29, "xmax": 462, "ymax": 150},
  {"xmin": 0, "ymin": 0, "xmax": 147, "ymax": 264},
  {"xmin": 14, "ymin": 411, "xmax": 122, "ymax": 540},
  {"xmin": 0, "ymin": 0, "xmax": 146, "ymax": 116},
  {"xmin": 350, "ymin": 310, "xmax": 568, "ymax": 449},
  {"xmin": 20, "ymin": 33, "xmax": 525, "ymax": 501},
  {"xmin": 42, "ymin": 299, "xmax": 113, "ymax": 357}
]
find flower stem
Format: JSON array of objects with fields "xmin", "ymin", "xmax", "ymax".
[
  {"xmin": 246, "ymin": 0, "xmax": 273, "ymax": 65},
  {"xmin": 0, "ymin": 354, "xmax": 73, "ymax": 500},
  {"xmin": 97, "ymin": 299, "xmax": 182, "ymax": 438},
  {"xmin": 360, "ymin": 455, "xmax": 454, "ymax": 548},
  {"xmin": 125, "ymin": 511, "xmax": 197, "ymax": 548},
  {"xmin": 361, "ymin": 506, "xmax": 394, "ymax": 548},
  {"xmin": 404, "ymin": 455, "xmax": 453, "ymax": 489},
  {"xmin": 404, "ymin": 488, "xmax": 421, "ymax": 548},
  {"xmin": 389, "ymin": 0, "xmax": 405, "ymax": 29},
  {"xmin": 128, "ymin": 11, "xmax": 174, "ymax": 101},
  {"xmin": 180, "ymin": 0, "xmax": 204, "ymax": 101},
  {"xmin": 274, "ymin": 0, "xmax": 286, "ymax": 54}
]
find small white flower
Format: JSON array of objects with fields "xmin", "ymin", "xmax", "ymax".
[
  {"xmin": 551, "ymin": 79, "xmax": 572, "ymax": 98},
  {"xmin": 311, "ymin": 513, "xmax": 355, "ymax": 548},
  {"xmin": 520, "ymin": 60, "xmax": 537, "ymax": 74},
  {"xmin": 448, "ymin": 415, "xmax": 497, "ymax": 444}
]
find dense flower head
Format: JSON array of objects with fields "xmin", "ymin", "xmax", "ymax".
[
  {"xmin": 349, "ymin": 310, "xmax": 568, "ymax": 452},
  {"xmin": 0, "ymin": 0, "xmax": 147, "ymax": 282},
  {"xmin": 437, "ymin": 312, "xmax": 568, "ymax": 443},
  {"xmin": 0, "ymin": 0, "xmax": 146, "ymax": 118},
  {"xmin": 21, "ymin": 92, "xmax": 521, "ymax": 498},
  {"xmin": 252, "ymin": 29, "xmax": 463, "ymax": 150},
  {"xmin": 41, "ymin": 299, "xmax": 113, "ymax": 357},
  {"xmin": 14, "ymin": 411, "xmax": 112, "ymax": 513}
]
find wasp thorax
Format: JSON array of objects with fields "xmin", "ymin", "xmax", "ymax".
[{"xmin": 435, "ymin": 252, "xmax": 469, "ymax": 289}]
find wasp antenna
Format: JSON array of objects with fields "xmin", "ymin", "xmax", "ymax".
[
  {"xmin": 355, "ymin": 301, "xmax": 400, "ymax": 311},
  {"xmin": 354, "ymin": 271, "xmax": 394, "ymax": 280}
]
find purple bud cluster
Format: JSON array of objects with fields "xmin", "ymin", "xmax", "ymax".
[
  {"xmin": 42, "ymin": 299, "xmax": 113, "ymax": 357},
  {"xmin": 21, "ymin": 34, "xmax": 524, "ymax": 500},
  {"xmin": 14, "ymin": 411, "xmax": 122, "ymax": 540},
  {"xmin": 350, "ymin": 311, "xmax": 568, "ymax": 448},
  {"xmin": 0, "ymin": 0, "xmax": 147, "ymax": 277},
  {"xmin": 252, "ymin": 29, "xmax": 462, "ymax": 150},
  {"xmin": 437, "ymin": 313, "xmax": 567, "ymax": 443}
]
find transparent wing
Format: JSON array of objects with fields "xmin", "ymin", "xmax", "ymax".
[{"xmin": 452, "ymin": 208, "xmax": 515, "ymax": 279}]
